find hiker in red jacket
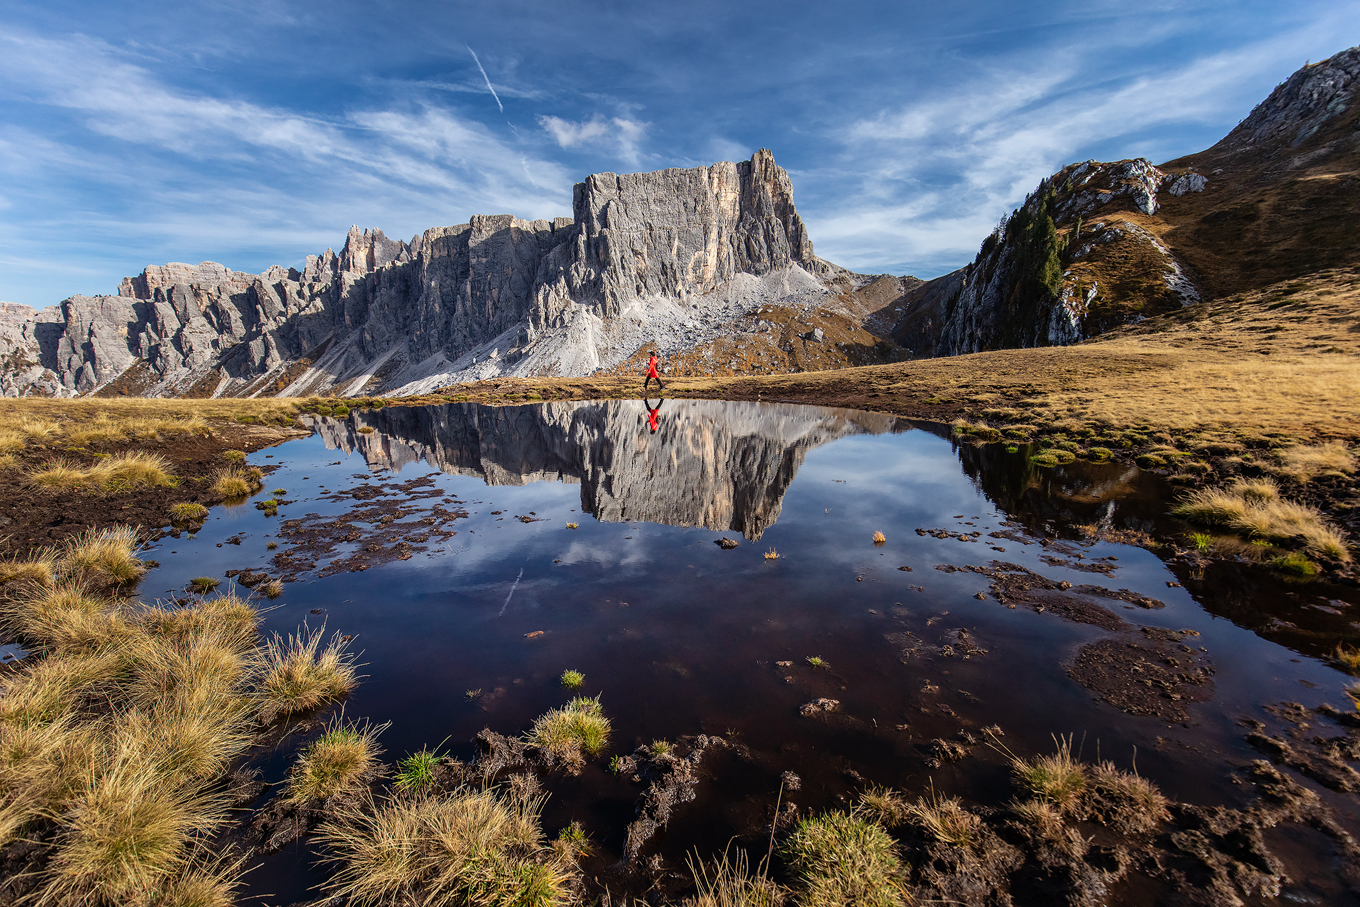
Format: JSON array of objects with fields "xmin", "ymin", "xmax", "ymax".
[
  {"xmin": 644, "ymin": 351, "xmax": 664, "ymax": 392},
  {"xmin": 644, "ymin": 398, "xmax": 663, "ymax": 434}
]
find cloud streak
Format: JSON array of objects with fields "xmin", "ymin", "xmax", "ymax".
[
  {"xmin": 802, "ymin": 19, "xmax": 1353, "ymax": 277},
  {"xmin": 466, "ymin": 45, "xmax": 505, "ymax": 113},
  {"xmin": 0, "ymin": 28, "xmax": 571, "ymax": 302}
]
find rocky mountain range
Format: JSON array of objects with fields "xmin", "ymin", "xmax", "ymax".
[
  {"xmin": 307, "ymin": 399, "xmax": 902, "ymax": 539},
  {"xmin": 0, "ymin": 150, "xmax": 878, "ymax": 399},
  {"xmin": 2, "ymin": 46, "xmax": 1357, "ymax": 398}
]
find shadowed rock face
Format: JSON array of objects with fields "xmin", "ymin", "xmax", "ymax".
[
  {"xmin": 0, "ymin": 150, "xmax": 835, "ymax": 399},
  {"xmin": 308, "ymin": 399, "xmax": 903, "ymax": 539}
]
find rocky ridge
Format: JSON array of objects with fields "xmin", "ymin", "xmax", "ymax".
[
  {"xmin": 895, "ymin": 45, "xmax": 1360, "ymax": 357},
  {"xmin": 0, "ymin": 150, "xmax": 873, "ymax": 398}
]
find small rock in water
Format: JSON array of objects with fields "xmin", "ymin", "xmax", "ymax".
[
  {"xmin": 524, "ymin": 630, "xmax": 545, "ymax": 639},
  {"xmin": 799, "ymin": 698, "xmax": 840, "ymax": 716},
  {"xmin": 715, "ymin": 537, "xmax": 739, "ymax": 549}
]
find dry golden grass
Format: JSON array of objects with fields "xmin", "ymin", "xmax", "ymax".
[
  {"xmin": 139, "ymin": 594, "xmax": 260, "ymax": 653},
  {"xmin": 684, "ymin": 848, "xmax": 786, "ymax": 907},
  {"xmin": 285, "ymin": 718, "xmax": 385, "ymax": 806},
  {"xmin": 0, "ymin": 541, "xmax": 372, "ymax": 905},
  {"xmin": 0, "ymin": 397, "xmax": 306, "ymax": 449},
  {"xmin": 316, "ymin": 787, "xmax": 575, "ymax": 907},
  {"xmin": 525, "ymin": 696, "xmax": 610, "ymax": 770},
  {"xmin": 210, "ymin": 470, "xmax": 251, "ymax": 499},
  {"xmin": 61, "ymin": 525, "xmax": 147, "ymax": 585},
  {"xmin": 5, "ymin": 581, "xmax": 128, "ymax": 653},
  {"xmin": 1335, "ymin": 644, "xmax": 1360, "ymax": 674},
  {"xmin": 1174, "ymin": 482, "xmax": 1350, "ymax": 562},
  {"xmin": 1010, "ymin": 798, "xmax": 1065, "ymax": 837},
  {"xmin": 169, "ymin": 502, "xmax": 208, "ymax": 524},
  {"xmin": 856, "ymin": 785, "xmax": 910, "ymax": 828},
  {"xmin": 0, "ymin": 549, "xmax": 57, "ymax": 588},
  {"xmin": 781, "ymin": 811, "xmax": 909, "ymax": 907},
  {"xmin": 1275, "ymin": 441, "xmax": 1356, "ymax": 483},
  {"xmin": 27, "ymin": 451, "xmax": 176, "ymax": 494},
  {"xmin": 256, "ymin": 626, "xmax": 360, "ymax": 723},
  {"xmin": 36, "ymin": 743, "xmax": 226, "ymax": 906},
  {"xmin": 1087, "ymin": 761, "xmax": 1169, "ymax": 835},
  {"xmin": 1009, "ymin": 736, "xmax": 1088, "ymax": 815},
  {"xmin": 905, "ymin": 792, "xmax": 982, "ymax": 848}
]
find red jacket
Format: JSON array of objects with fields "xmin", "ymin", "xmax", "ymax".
[{"xmin": 647, "ymin": 355, "xmax": 659, "ymax": 376}]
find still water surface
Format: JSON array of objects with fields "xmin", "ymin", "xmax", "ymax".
[{"xmin": 140, "ymin": 399, "xmax": 1360, "ymax": 902}]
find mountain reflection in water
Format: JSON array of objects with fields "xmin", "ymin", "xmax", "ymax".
[{"xmin": 308, "ymin": 399, "xmax": 903, "ymax": 540}]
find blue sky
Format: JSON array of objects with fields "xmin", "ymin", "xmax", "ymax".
[{"xmin": 1, "ymin": 0, "xmax": 1356, "ymax": 307}]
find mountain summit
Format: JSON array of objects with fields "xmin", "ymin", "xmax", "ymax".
[{"xmin": 0, "ymin": 150, "xmax": 878, "ymax": 398}]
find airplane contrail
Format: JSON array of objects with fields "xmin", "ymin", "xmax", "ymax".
[
  {"xmin": 498, "ymin": 567, "xmax": 524, "ymax": 616},
  {"xmin": 466, "ymin": 45, "xmax": 505, "ymax": 113}
]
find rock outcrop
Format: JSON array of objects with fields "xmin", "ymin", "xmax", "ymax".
[
  {"xmin": 0, "ymin": 150, "xmax": 855, "ymax": 398},
  {"xmin": 897, "ymin": 158, "xmax": 1204, "ymax": 356},
  {"xmin": 895, "ymin": 44, "xmax": 1360, "ymax": 357},
  {"xmin": 307, "ymin": 399, "xmax": 901, "ymax": 539}
]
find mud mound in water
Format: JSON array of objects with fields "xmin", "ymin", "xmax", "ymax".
[{"xmin": 1068, "ymin": 638, "xmax": 1215, "ymax": 722}]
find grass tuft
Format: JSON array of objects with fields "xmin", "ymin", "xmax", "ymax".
[
  {"xmin": 782, "ymin": 811, "xmax": 909, "ymax": 907},
  {"xmin": 872, "ymin": 531, "xmax": 886, "ymax": 544},
  {"xmin": 4, "ymin": 581, "xmax": 127, "ymax": 653},
  {"xmin": 560, "ymin": 669, "xmax": 584, "ymax": 690},
  {"xmin": 27, "ymin": 452, "xmax": 176, "ymax": 493},
  {"xmin": 1335, "ymin": 644, "xmax": 1360, "ymax": 674},
  {"xmin": 1087, "ymin": 761, "xmax": 1169, "ymax": 835},
  {"xmin": 189, "ymin": 577, "xmax": 219, "ymax": 594},
  {"xmin": 856, "ymin": 785, "xmax": 909, "ymax": 828},
  {"xmin": 1011, "ymin": 798, "xmax": 1064, "ymax": 837},
  {"xmin": 256, "ymin": 626, "xmax": 360, "ymax": 723},
  {"xmin": 170, "ymin": 502, "xmax": 209, "ymax": 524},
  {"xmin": 684, "ymin": 847, "xmax": 785, "ymax": 907},
  {"xmin": 210, "ymin": 470, "xmax": 250, "ymax": 499},
  {"xmin": 316, "ymin": 787, "xmax": 574, "ymax": 906},
  {"xmin": 1174, "ymin": 480, "xmax": 1351, "ymax": 563},
  {"xmin": 395, "ymin": 748, "xmax": 442, "ymax": 795},
  {"xmin": 0, "ymin": 551, "xmax": 56, "ymax": 590},
  {"xmin": 1275, "ymin": 441, "xmax": 1355, "ymax": 483},
  {"xmin": 764, "ymin": 549, "xmax": 779, "ymax": 560},
  {"xmin": 905, "ymin": 791, "xmax": 981, "ymax": 848},
  {"xmin": 805, "ymin": 656, "xmax": 826, "ymax": 669},
  {"xmin": 60, "ymin": 526, "xmax": 146, "ymax": 586},
  {"xmin": 1009, "ymin": 735, "xmax": 1087, "ymax": 814},
  {"xmin": 285, "ymin": 718, "xmax": 384, "ymax": 806},
  {"xmin": 525, "ymin": 696, "xmax": 610, "ymax": 769}
]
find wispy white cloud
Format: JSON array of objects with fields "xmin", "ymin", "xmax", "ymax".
[
  {"xmin": 0, "ymin": 28, "xmax": 572, "ymax": 302},
  {"xmin": 804, "ymin": 19, "xmax": 1353, "ymax": 276},
  {"xmin": 538, "ymin": 113, "xmax": 649, "ymax": 167}
]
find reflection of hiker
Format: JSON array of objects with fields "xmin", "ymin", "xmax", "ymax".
[
  {"xmin": 645, "ymin": 398, "xmax": 664, "ymax": 434},
  {"xmin": 644, "ymin": 351, "xmax": 665, "ymax": 391}
]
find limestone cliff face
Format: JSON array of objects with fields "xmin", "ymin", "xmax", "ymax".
[
  {"xmin": 0, "ymin": 150, "xmax": 838, "ymax": 398},
  {"xmin": 307, "ymin": 399, "xmax": 900, "ymax": 539}
]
